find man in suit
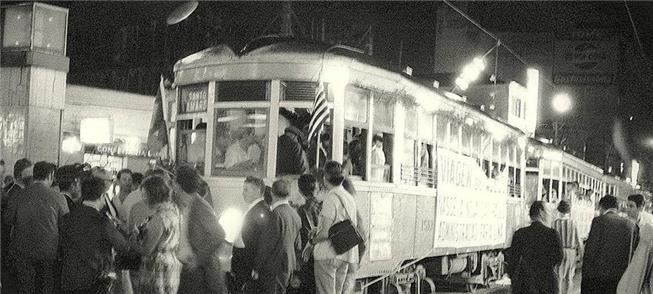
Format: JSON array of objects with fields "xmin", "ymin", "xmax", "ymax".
[
  {"xmin": 582, "ymin": 195, "xmax": 639, "ymax": 294},
  {"xmin": 7, "ymin": 161, "xmax": 68, "ymax": 294},
  {"xmin": 253, "ymin": 179, "xmax": 302, "ymax": 294},
  {"xmin": 507, "ymin": 201, "xmax": 563, "ymax": 294},
  {"xmin": 231, "ymin": 176, "xmax": 271, "ymax": 293},
  {"xmin": 173, "ymin": 165, "xmax": 226, "ymax": 294}
]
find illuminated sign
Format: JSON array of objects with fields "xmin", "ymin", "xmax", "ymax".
[
  {"xmin": 80, "ymin": 117, "xmax": 112, "ymax": 144},
  {"xmin": 179, "ymin": 84, "xmax": 208, "ymax": 114}
]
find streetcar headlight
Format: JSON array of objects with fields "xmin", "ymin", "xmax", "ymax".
[{"xmin": 218, "ymin": 207, "xmax": 244, "ymax": 244}]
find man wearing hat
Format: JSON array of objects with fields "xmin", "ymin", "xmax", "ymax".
[
  {"xmin": 276, "ymin": 126, "xmax": 309, "ymax": 176},
  {"xmin": 56, "ymin": 165, "xmax": 85, "ymax": 211}
]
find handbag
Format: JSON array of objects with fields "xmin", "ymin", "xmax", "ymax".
[{"xmin": 327, "ymin": 192, "xmax": 364, "ymax": 255}]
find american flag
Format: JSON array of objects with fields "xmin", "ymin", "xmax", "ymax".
[{"xmin": 307, "ymin": 82, "xmax": 329, "ymax": 142}]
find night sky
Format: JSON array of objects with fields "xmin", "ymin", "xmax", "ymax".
[{"xmin": 11, "ymin": 1, "xmax": 653, "ymax": 181}]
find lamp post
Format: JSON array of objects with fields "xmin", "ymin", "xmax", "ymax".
[{"xmin": 551, "ymin": 93, "xmax": 572, "ymax": 146}]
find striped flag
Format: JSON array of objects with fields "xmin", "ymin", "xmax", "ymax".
[{"xmin": 307, "ymin": 82, "xmax": 329, "ymax": 142}]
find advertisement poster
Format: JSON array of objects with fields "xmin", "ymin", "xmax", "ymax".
[
  {"xmin": 434, "ymin": 149, "xmax": 508, "ymax": 248},
  {"xmin": 369, "ymin": 193, "xmax": 393, "ymax": 261}
]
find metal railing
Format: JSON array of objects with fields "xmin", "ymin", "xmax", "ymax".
[{"xmin": 400, "ymin": 165, "xmax": 436, "ymax": 188}]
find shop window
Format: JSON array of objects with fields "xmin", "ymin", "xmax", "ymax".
[
  {"xmin": 212, "ymin": 108, "xmax": 268, "ymax": 177},
  {"xmin": 176, "ymin": 119, "xmax": 206, "ymax": 175},
  {"xmin": 216, "ymin": 81, "xmax": 268, "ymax": 102}
]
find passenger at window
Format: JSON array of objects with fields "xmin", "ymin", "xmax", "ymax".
[
  {"xmin": 309, "ymin": 133, "xmax": 331, "ymax": 169},
  {"xmin": 348, "ymin": 137, "xmax": 363, "ymax": 176},
  {"xmin": 277, "ymin": 126, "xmax": 309, "ymax": 176},
  {"xmin": 370, "ymin": 135, "xmax": 387, "ymax": 182},
  {"xmin": 225, "ymin": 128, "xmax": 261, "ymax": 170}
]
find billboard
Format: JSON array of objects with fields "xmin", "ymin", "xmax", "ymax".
[
  {"xmin": 434, "ymin": 149, "xmax": 508, "ymax": 248},
  {"xmin": 553, "ymin": 29, "xmax": 619, "ymax": 85}
]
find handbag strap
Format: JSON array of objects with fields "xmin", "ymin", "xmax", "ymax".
[{"xmin": 333, "ymin": 189, "xmax": 353, "ymax": 222}]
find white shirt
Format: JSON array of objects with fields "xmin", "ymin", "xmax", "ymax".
[
  {"xmin": 313, "ymin": 186, "xmax": 358, "ymax": 264},
  {"xmin": 121, "ymin": 189, "xmax": 145, "ymax": 226},
  {"xmin": 234, "ymin": 198, "xmax": 265, "ymax": 248},
  {"xmin": 224, "ymin": 142, "xmax": 249, "ymax": 169},
  {"xmin": 370, "ymin": 146, "xmax": 386, "ymax": 182}
]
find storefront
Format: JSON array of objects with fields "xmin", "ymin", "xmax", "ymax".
[{"xmin": 59, "ymin": 84, "xmax": 161, "ymax": 173}]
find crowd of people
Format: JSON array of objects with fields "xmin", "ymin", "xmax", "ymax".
[
  {"xmin": 508, "ymin": 193, "xmax": 653, "ymax": 294},
  {"xmin": 0, "ymin": 157, "xmax": 366, "ymax": 294}
]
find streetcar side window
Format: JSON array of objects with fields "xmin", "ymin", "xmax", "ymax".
[
  {"xmin": 275, "ymin": 107, "xmax": 312, "ymax": 176},
  {"xmin": 212, "ymin": 108, "xmax": 268, "ymax": 177},
  {"xmin": 401, "ymin": 107, "xmax": 418, "ymax": 186},
  {"xmin": 176, "ymin": 119, "xmax": 206, "ymax": 176},
  {"xmin": 344, "ymin": 86, "xmax": 369, "ymax": 179},
  {"xmin": 418, "ymin": 112, "xmax": 435, "ymax": 187},
  {"xmin": 371, "ymin": 95, "xmax": 394, "ymax": 183}
]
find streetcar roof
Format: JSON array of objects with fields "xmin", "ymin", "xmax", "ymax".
[{"xmin": 173, "ymin": 37, "xmax": 525, "ymax": 137}]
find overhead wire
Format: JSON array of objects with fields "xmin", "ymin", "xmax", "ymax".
[
  {"xmin": 441, "ymin": 0, "xmax": 556, "ymax": 88},
  {"xmin": 623, "ymin": 1, "xmax": 647, "ymax": 63}
]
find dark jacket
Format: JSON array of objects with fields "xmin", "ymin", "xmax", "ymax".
[
  {"xmin": 232, "ymin": 200, "xmax": 271, "ymax": 288},
  {"xmin": 507, "ymin": 221, "xmax": 563, "ymax": 294},
  {"xmin": 59, "ymin": 205, "xmax": 128, "ymax": 291},
  {"xmin": 178, "ymin": 194, "xmax": 227, "ymax": 294},
  {"xmin": 7, "ymin": 182, "xmax": 69, "ymax": 260},
  {"xmin": 276, "ymin": 133, "xmax": 309, "ymax": 176},
  {"xmin": 254, "ymin": 202, "xmax": 302, "ymax": 293},
  {"xmin": 582, "ymin": 210, "xmax": 639, "ymax": 281}
]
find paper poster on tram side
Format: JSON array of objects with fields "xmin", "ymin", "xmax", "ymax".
[
  {"xmin": 433, "ymin": 149, "xmax": 508, "ymax": 249},
  {"xmin": 369, "ymin": 193, "xmax": 393, "ymax": 261}
]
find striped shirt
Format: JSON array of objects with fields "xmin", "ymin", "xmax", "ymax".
[{"xmin": 553, "ymin": 216, "xmax": 582, "ymax": 249}]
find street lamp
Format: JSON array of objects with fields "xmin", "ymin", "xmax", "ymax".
[
  {"xmin": 551, "ymin": 93, "xmax": 572, "ymax": 146},
  {"xmin": 552, "ymin": 93, "xmax": 572, "ymax": 114},
  {"xmin": 454, "ymin": 57, "xmax": 486, "ymax": 91}
]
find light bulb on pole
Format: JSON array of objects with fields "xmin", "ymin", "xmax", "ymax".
[
  {"xmin": 551, "ymin": 93, "xmax": 572, "ymax": 146},
  {"xmin": 552, "ymin": 93, "xmax": 572, "ymax": 114}
]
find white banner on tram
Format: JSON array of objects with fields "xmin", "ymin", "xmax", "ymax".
[{"xmin": 434, "ymin": 149, "xmax": 508, "ymax": 248}]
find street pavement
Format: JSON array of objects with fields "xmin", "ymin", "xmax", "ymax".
[{"xmin": 437, "ymin": 270, "xmax": 582, "ymax": 294}]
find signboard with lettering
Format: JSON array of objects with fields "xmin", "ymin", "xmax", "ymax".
[
  {"xmin": 553, "ymin": 29, "xmax": 618, "ymax": 85},
  {"xmin": 434, "ymin": 149, "xmax": 508, "ymax": 248},
  {"xmin": 179, "ymin": 84, "xmax": 208, "ymax": 114},
  {"xmin": 369, "ymin": 193, "xmax": 393, "ymax": 261}
]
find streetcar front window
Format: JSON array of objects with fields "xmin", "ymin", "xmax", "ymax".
[{"xmin": 212, "ymin": 108, "xmax": 268, "ymax": 177}]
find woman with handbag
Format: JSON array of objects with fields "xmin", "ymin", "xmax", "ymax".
[{"xmin": 304, "ymin": 161, "xmax": 364, "ymax": 294}]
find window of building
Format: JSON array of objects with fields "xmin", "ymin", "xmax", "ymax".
[{"xmin": 212, "ymin": 108, "xmax": 268, "ymax": 177}]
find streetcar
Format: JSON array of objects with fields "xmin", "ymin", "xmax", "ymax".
[{"xmin": 168, "ymin": 38, "xmax": 596, "ymax": 292}]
